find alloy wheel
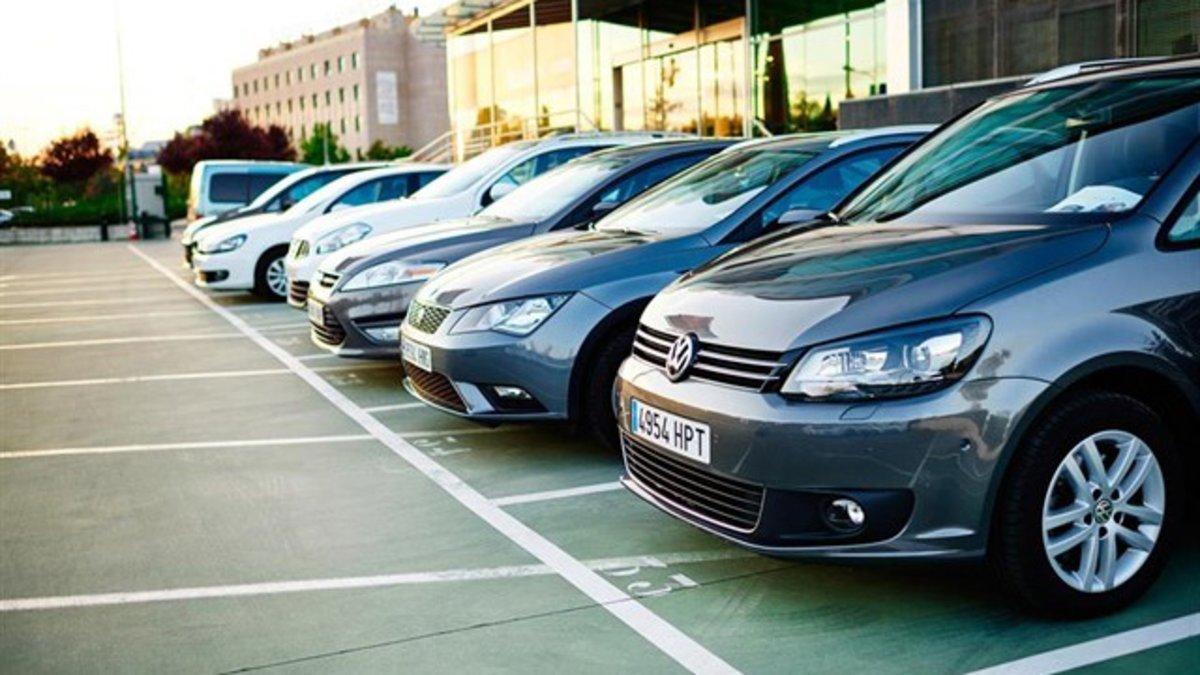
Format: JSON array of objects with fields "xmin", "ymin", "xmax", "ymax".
[
  {"xmin": 266, "ymin": 257, "xmax": 288, "ymax": 298},
  {"xmin": 1041, "ymin": 430, "xmax": 1165, "ymax": 593}
]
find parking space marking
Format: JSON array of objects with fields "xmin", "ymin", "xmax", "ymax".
[
  {"xmin": 0, "ymin": 271, "xmax": 157, "ymax": 282},
  {"xmin": 969, "ymin": 612, "xmax": 1200, "ymax": 674},
  {"xmin": 1, "ymin": 434, "xmax": 374, "ymax": 460},
  {"xmin": 0, "ymin": 309, "xmax": 207, "ymax": 325},
  {"xmin": 493, "ymin": 481, "xmax": 625, "ymax": 507},
  {"xmin": 362, "ymin": 402, "xmax": 426, "ymax": 413},
  {"xmin": 129, "ymin": 244, "xmax": 739, "ymax": 675},
  {"xmin": 0, "ymin": 549, "xmax": 751, "ymax": 612},
  {"xmin": 0, "ymin": 296, "xmax": 182, "ymax": 310},
  {"xmin": 0, "ymin": 363, "xmax": 392, "ymax": 391},
  {"xmin": 296, "ymin": 352, "xmax": 343, "ymax": 361},
  {"xmin": 0, "ymin": 332, "xmax": 244, "ymax": 351}
]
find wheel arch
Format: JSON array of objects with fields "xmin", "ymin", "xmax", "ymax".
[
  {"xmin": 983, "ymin": 352, "xmax": 1199, "ymax": 551},
  {"xmin": 565, "ymin": 296, "xmax": 652, "ymax": 422}
]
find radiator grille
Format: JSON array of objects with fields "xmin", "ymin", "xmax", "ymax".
[
  {"xmin": 632, "ymin": 324, "xmax": 787, "ymax": 391},
  {"xmin": 403, "ymin": 361, "xmax": 466, "ymax": 412},
  {"xmin": 407, "ymin": 300, "xmax": 451, "ymax": 334}
]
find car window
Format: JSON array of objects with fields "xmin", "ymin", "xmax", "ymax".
[
  {"xmin": 757, "ymin": 146, "xmax": 903, "ymax": 228},
  {"xmin": 1167, "ymin": 190, "xmax": 1200, "ymax": 244},
  {"xmin": 491, "ymin": 147, "xmax": 605, "ymax": 195},
  {"xmin": 595, "ymin": 154, "xmax": 710, "ymax": 207},
  {"xmin": 379, "ymin": 175, "xmax": 415, "ymax": 200},
  {"xmin": 597, "ymin": 146, "xmax": 817, "ymax": 237},
  {"xmin": 330, "ymin": 176, "xmax": 408, "ymax": 210},
  {"xmin": 209, "ymin": 174, "xmax": 249, "ymax": 203},
  {"xmin": 839, "ymin": 77, "xmax": 1200, "ymax": 224},
  {"xmin": 247, "ymin": 173, "xmax": 284, "ymax": 200},
  {"xmin": 412, "ymin": 143, "xmax": 532, "ymax": 200}
]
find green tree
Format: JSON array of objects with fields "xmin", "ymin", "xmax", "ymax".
[
  {"xmin": 300, "ymin": 123, "xmax": 350, "ymax": 165},
  {"xmin": 359, "ymin": 140, "xmax": 413, "ymax": 161}
]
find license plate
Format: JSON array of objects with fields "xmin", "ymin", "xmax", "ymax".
[
  {"xmin": 401, "ymin": 338, "xmax": 432, "ymax": 372},
  {"xmin": 629, "ymin": 398, "xmax": 711, "ymax": 464},
  {"xmin": 307, "ymin": 299, "xmax": 324, "ymax": 324}
]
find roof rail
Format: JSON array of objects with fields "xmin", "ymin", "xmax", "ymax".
[{"xmin": 1025, "ymin": 57, "xmax": 1167, "ymax": 85}]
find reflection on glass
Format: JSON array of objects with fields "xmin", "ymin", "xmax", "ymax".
[
  {"xmin": 700, "ymin": 40, "xmax": 745, "ymax": 137},
  {"xmin": 449, "ymin": 28, "xmax": 492, "ymax": 141},
  {"xmin": 491, "ymin": 7, "xmax": 534, "ymax": 144}
]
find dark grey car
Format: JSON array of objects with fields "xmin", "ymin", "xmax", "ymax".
[
  {"xmin": 400, "ymin": 128, "xmax": 930, "ymax": 446},
  {"xmin": 306, "ymin": 141, "xmax": 731, "ymax": 357},
  {"xmin": 617, "ymin": 59, "xmax": 1200, "ymax": 617}
]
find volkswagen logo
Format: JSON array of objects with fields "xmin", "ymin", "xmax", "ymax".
[
  {"xmin": 665, "ymin": 333, "xmax": 699, "ymax": 382},
  {"xmin": 1094, "ymin": 498, "xmax": 1114, "ymax": 525}
]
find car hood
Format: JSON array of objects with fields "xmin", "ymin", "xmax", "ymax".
[
  {"xmin": 294, "ymin": 194, "xmax": 469, "ymax": 243},
  {"xmin": 644, "ymin": 221, "xmax": 1110, "ymax": 352},
  {"xmin": 416, "ymin": 228, "xmax": 706, "ymax": 309},
  {"xmin": 322, "ymin": 216, "xmax": 536, "ymax": 275}
]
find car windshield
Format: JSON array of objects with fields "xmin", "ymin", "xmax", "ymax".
[
  {"xmin": 244, "ymin": 170, "xmax": 307, "ymax": 209},
  {"xmin": 596, "ymin": 146, "xmax": 816, "ymax": 237},
  {"xmin": 411, "ymin": 143, "xmax": 532, "ymax": 200},
  {"xmin": 839, "ymin": 76, "xmax": 1200, "ymax": 224},
  {"xmin": 480, "ymin": 154, "xmax": 632, "ymax": 222}
]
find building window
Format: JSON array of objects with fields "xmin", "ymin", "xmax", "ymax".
[
  {"xmin": 252, "ymin": 80, "xmax": 258, "ymax": 93},
  {"xmin": 276, "ymin": 101, "xmax": 282, "ymax": 115},
  {"xmin": 340, "ymin": 118, "xmax": 346, "ymax": 134},
  {"xmin": 299, "ymin": 97, "xmax": 305, "ymax": 111},
  {"xmin": 300, "ymin": 123, "xmax": 306, "ymax": 140},
  {"xmin": 243, "ymin": 83, "xmax": 249, "ymax": 96},
  {"xmin": 310, "ymin": 63, "xmax": 317, "ymax": 79},
  {"xmin": 353, "ymin": 84, "xmax": 360, "ymax": 101},
  {"xmin": 351, "ymin": 52, "xmax": 359, "ymax": 69},
  {"xmin": 232, "ymin": 85, "xmax": 238, "ymax": 99},
  {"xmin": 324, "ymin": 59, "xmax": 331, "ymax": 75},
  {"xmin": 1136, "ymin": 0, "xmax": 1200, "ymax": 55},
  {"xmin": 313, "ymin": 93, "xmax": 319, "ymax": 107},
  {"xmin": 298, "ymin": 67, "xmax": 304, "ymax": 83},
  {"xmin": 338, "ymin": 55, "xmax": 345, "ymax": 72},
  {"xmin": 325, "ymin": 90, "xmax": 332, "ymax": 105},
  {"xmin": 355, "ymin": 115, "xmax": 361, "ymax": 132},
  {"xmin": 274, "ymin": 73, "xmax": 280, "ymax": 88},
  {"xmin": 287, "ymin": 99, "xmax": 293, "ymax": 113},
  {"xmin": 339, "ymin": 87, "xmax": 345, "ymax": 103}
]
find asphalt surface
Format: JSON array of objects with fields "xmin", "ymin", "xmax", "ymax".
[{"xmin": 1, "ymin": 240, "xmax": 1197, "ymax": 673}]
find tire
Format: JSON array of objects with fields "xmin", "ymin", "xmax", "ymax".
[
  {"xmin": 991, "ymin": 390, "xmax": 1181, "ymax": 618},
  {"xmin": 252, "ymin": 246, "xmax": 289, "ymax": 300},
  {"xmin": 581, "ymin": 325, "xmax": 636, "ymax": 451}
]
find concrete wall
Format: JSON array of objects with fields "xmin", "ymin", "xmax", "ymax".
[{"xmin": 839, "ymin": 76, "xmax": 1025, "ymax": 129}]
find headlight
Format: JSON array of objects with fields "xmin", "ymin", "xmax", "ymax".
[
  {"xmin": 781, "ymin": 316, "xmax": 991, "ymax": 400},
  {"xmin": 450, "ymin": 294, "xmax": 570, "ymax": 337},
  {"xmin": 340, "ymin": 261, "xmax": 445, "ymax": 291},
  {"xmin": 315, "ymin": 222, "xmax": 372, "ymax": 255},
  {"xmin": 198, "ymin": 233, "xmax": 247, "ymax": 254}
]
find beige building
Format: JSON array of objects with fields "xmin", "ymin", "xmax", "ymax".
[{"xmin": 231, "ymin": 7, "xmax": 447, "ymax": 158}]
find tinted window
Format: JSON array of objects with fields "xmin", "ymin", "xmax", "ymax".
[
  {"xmin": 247, "ymin": 173, "xmax": 285, "ymax": 200},
  {"xmin": 1168, "ymin": 191, "xmax": 1200, "ymax": 244},
  {"xmin": 840, "ymin": 77, "xmax": 1200, "ymax": 224},
  {"xmin": 491, "ymin": 146, "xmax": 607, "ymax": 195},
  {"xmin": 280, "ymin": 172, "xmax": 348, "ymax": 207},
  {"xmin": 209, "ymin": 174, "xmax": 249, "ymax": 203},
  {"xmin": 595, "ymin": 153, "xmax": 711, "ymax": 206},
  {"xmin": 482, "ymin": 154, "xmax": 634, "ymax": 222},
  {"xmin": 758, "ymin": 146, "xmax": 903, "ymax": 227},
  {"xmin": 414, "ymin": 143, "xmax": 532, "ymax": 200},
  {"xmin": 330, "ymin": 175, "xmax": 411, "ymax": 210}
]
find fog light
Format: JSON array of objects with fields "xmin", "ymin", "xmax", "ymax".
[
  {"xmin": 493, "ymin": 386, "xmax": 532, "ymax": 400},
  {"xmin": 823, "ymin": 498, "xmax": 866, "ymax": 532},
  {"xmin": 363, "ymin": 325, "xmax": 400, "ymax": 342}
]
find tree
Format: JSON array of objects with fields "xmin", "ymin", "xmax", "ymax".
[
  {"xmin": 157, "ymin": 110, "xmax": 295, "ymax": 174},
  {"xmin": 300, "ymin": 123, "xmax": 350, "ymax": 164},
  {"xmin": 360, "ymin": 140, "xmax": 413, "ymax": 161},
  {"xmin": 39, "ymin": 130, "xmax": 114, "ymax": 185}
]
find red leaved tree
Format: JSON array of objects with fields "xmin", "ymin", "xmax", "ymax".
[
  {"xmin": 39, "ymin": 130, "xmax": 114, "ymax": 185},
  {"xmin": 157, "ymin": 110, "xmax": 295, "ymax": 174}
]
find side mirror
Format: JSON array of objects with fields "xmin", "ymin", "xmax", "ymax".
[
  {"xmin": 774, "ymin": 208, "xmax": 825, "ymax": 228},
  {"xmin": 483, "ymin": 181, "xmax": 517, "ymax": 206},
  {"xmin": 591, "ymin": 201, "xmax": 619, "ymax": 218},
  {"xmin": 329, "ymin": 202, "xmax": 352, "ymax": 212},
  {"xmin": 279, "ymin": 197, "xmax": 295, "ymax": 210}
]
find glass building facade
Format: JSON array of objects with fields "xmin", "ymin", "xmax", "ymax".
[{"xmin": 434, "ymin": 0, "xmax": 1198, "ymax": 157}]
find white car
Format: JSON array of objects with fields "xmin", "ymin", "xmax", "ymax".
[
  {"xmin": 284, "ymin": 132, "xmax": 686, "ymax": 307},
  {"xmin": 191, "ymin": 163, "xmax": 448, "ymax": 299}
]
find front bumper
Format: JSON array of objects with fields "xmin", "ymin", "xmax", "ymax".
[
  {"xmin": 616, "ymin": 357, "xmax": 1049, "ymax": 559},
  {"xmin": 398, "ymin": 293, "xmax": 612, "ymax": 421},
  {"xmin": 306, "ymin": 278, "xmax": 420, "ymax": 359},
  {"xmin": 191, "ymin": 250, "xmax": 254, "ymax": 291},
  {"xmin": 283, "ymin": 250, "xmax": 325, "ymax": 308}
]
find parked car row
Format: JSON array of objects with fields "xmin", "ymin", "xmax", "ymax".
[{"xmin": 183, "ymin": 58, "xmax": 1200, "ymax": 617}]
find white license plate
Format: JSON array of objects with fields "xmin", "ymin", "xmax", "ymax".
[
  {"xmin": 629, "ymin": 398, "xmax": 711, "ymax": 464},
  {"xmin": 401, "ymin": 338, "xmax": 432, "ymax": 372},
  {"xmin": 307, "ymin": 299, "xmax": 324, "ymax": 324}
]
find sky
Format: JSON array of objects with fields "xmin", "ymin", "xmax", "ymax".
[{"xmin": 0, "ymin": 0, "xmax": 450, "ymax": 156}]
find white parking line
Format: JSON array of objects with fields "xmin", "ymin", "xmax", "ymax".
[
  {"xmin": 0, "ymin": 333, "xmax": 244, "ymax": 351},
  {"xmin": 0, "ymin": 282, "xmax": 176, "ymax": 296},
  {"xmin": 362, "ymin": 402, "xmax": 425, "ymax": 413},
  {"xmin": 0, "ymin": 363, "xmax": 392, "ymax": 391},
  {"xmin": 296, "ymin": 352, "xmax": 342, "ymax": 361},
  {"xmin": 0, "ymin": 309, "xmax": 207, "ymax": 325},
  {"xmin": 969, "ymin": 613, "xmax": 1200, "ymax": 674},
  {"xmin": 493, "ymin": 482, "xmax": 626, "ymax": 506},
  {"xmin": 0, "ymin": 549, "xmax": 752, "ymax": 612},
  {"xmin": 128, "ymin": 244, "xmax": 738, "ymax": 675},
  {"xmin": 1, "ymin": 435, "xmax": 374, "ymax": 460},
  {"xmin": 0, "ymin": 296, "xmax": 182, "ymax": 310},
  {"xmin": 0, "ymin": 270, "xmax": 156, "ymax": 282}
]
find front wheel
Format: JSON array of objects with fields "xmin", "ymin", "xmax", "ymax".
[
  {"xmin": 991, "ymin": 390, "xmax": 1180, "ymax": 617},
  {"xmin": 252, "ymin": 247, "xmax": 289, "ymax": 300},
  {"xmin": 581, "ymin": 325, "xmax": 636, "ymax": 451}
]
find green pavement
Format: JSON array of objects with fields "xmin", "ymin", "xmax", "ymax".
[{"xmin": 1, "ymin": 241, "xmax": 1196, "ymax": 673}]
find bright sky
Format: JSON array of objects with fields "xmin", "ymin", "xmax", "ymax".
[{"xmin": 0, "ymin": 0, "xmax": 450, "ymax": 156}]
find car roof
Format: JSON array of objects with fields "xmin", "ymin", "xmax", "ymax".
[
  {"xmin": 581, "ymin": 139, "xmax": 739, "ymax": 163},
  {"xmin": 726, "ymin": 126, "xmax": 933, "ymax": 155},
  {"xmin": 195, "ymin": 160, "xmax": 304, "ymax": 170},
  {"xmin": 1014, "ymin": 55, "xmax": 1200, "ymax": 94}
]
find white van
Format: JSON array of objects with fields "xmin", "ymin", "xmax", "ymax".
[{"xmin": 187, "ymin": 160, "xmax": 306, "ymax": 219}]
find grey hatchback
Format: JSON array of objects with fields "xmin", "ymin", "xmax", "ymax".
[
  {"xmin": 617, "ymin": 59, "xmax": 1200, "ymax": 616},
  {"xmin": 400, "ymin": 128, "xmax": 929, "ymax": 447}
]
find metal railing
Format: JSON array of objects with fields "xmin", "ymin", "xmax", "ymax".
[{"xmin": 412, "ymin": 109, "xmax": 603, "ymax": 164}]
